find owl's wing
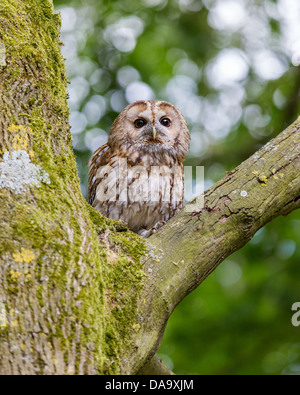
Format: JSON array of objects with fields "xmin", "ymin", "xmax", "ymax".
[{"xmin": 87, "ymin": 143, "xmax": 110, "ymax": 205}]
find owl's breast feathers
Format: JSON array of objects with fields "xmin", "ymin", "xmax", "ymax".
[{"xmin": 88, "ymin": 143, "xmax": 184, "ymax": 235}]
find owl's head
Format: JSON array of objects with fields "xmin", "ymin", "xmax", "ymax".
[{"xmin": 108, "ymin": 100, "xmax": 190, "ymax": 162}]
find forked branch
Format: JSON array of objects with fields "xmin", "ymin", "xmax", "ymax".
[{"xmin": 121, "ymin": 118, "xmax": 300, "ymax": 374}]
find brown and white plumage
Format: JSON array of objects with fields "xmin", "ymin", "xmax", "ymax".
[{"xmin": 88, "ymin": 100, "xmax": 190, "ymax": 237}]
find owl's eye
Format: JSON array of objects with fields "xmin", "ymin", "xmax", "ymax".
[
  {"xmin": 134, "ymin": 118, "xmax": 147, "ymax": 128},
  {"xmin": 160, "ymin": 117, "xmax": 171, "ymax": 127}
]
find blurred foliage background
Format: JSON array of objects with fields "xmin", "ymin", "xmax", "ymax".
[{"xmin": 53, "ymin": 0, "xmax": 300, "ymax": 374}]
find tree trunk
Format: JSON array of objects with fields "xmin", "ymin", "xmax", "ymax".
[
  {"xmin": 0, "ymin": 0, "xmax": 109, "ymax": 374},
  {"xmin": 0, "ymin": 0, "xmax": 299, "ymax": 375}
]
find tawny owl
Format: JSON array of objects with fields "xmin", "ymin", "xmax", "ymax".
[{"xmin": 88, "ymin": 100, "xmax": 190, "ymax": 238}]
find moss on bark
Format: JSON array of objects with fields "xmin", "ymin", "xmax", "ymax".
[{"xmin": 0, "ymin": 0, "xmax": 146, "ymax": 375}]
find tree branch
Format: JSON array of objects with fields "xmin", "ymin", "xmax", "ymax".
[
  {"xmin": 119, "ymin": 118, "xmax": 300, "ymax": 374},
  {"xmin": 137, "ymin": 354, "xmax": 175, "ymax": 375}
]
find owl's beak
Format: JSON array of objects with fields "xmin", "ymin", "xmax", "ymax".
[{"xmin": 152, "ymin": 126, "xmax": 157, "ymax": 139}]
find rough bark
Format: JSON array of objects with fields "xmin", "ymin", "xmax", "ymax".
[
  {"xmin": 0, "ymin": 0, "xmax": 299, "ymax": 375},
  {"xmin": 137, "ymin": 354, "xmax": 175, "ymax": 375},
  {"xmin": 0, "ymin": 0, "xmax": 105, "ymax": 374},
  {"xmin": 0, "ymin": 0, "xmax": 146, "ymax": 375}
]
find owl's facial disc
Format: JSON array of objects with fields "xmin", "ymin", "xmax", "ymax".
[
  {"xmin": 107, "ymin": 100, "xmax": 190, "ymax": 162},
  {"xmin": 133, "ymin": 118, "xmax": 161, "ymax": 143},
  {"xmin": 133, "ymin": 116, "xmax": 173, "ymax": 144}
]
